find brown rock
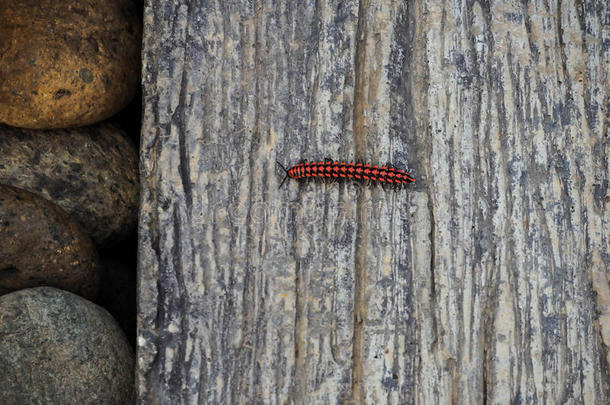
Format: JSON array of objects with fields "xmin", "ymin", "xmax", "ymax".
[
  {"xmin": 0, "ymin": 0, "xmax": 141, "ymax": 129},
  {"xmin": 0, "ymin": 185, "xmax": 100, "ymax": 299},
  {"xmin": 0, "ymin": 122, "xmax": 139, "ymax": 245},
  {"xmin": 0, "ymin": 287, "xmax": 134, "ymax": 405}
]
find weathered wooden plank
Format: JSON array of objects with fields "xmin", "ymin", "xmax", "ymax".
[
  {"xmin": 137, "ymin": 0, "xmax": 609, "ymax": 403},
  {"xmin": 411, "ymin": 1, "xmax": 609, "ymax": 403}
]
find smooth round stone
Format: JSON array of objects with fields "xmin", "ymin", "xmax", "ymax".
[
  {"xmin": 0, "ymin": 0, "xmax": 141, "ymax": 129},
  {"xmin": 0, "ymin": 185, "xmax": 100, "ymax": 299},
  {"xmin": 0, "ymin": 287, "xmax": 134, "ymax": 405},
  {"xmin": 0, "ymin": 122, "xmax": 139, "ymax": 245}
]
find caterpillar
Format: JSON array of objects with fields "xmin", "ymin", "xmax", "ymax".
[{"xmin": 277, "ymin": 159, "xmax": 415, "ymax": 188}]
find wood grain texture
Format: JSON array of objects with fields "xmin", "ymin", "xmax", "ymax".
[{"xmin": 137, "ymin": 0, "xmax": 609, "ymax": 403}]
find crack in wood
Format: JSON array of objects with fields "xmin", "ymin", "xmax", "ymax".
[{"xmin": 351, "ymin": 0, "xmax": 369, "ymax": 402}]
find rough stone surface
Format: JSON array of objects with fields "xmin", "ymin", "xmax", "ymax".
[
  {"xmin": 0, "ymin": 122, "xmax": 139, "ymax": 245},
  {"xmin": 0, "ymin": 287, "xmax": 135, "ymax": 405},
  {"xmin": 0, "ymin": 185, "xmax": 100, "ymax": 299},
  {"xmin": 138, "ymin": 1, "xmax": 609, "ymax": 404},
  {"xmin": 0, "ymin": 0, "xmax": 141, "ymax": 129}
]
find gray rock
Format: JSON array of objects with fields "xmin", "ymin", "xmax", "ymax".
[
  {"xmin": 0, "ymin": 122, "xmax": 139, "ymax": 245},
  {"xmin": 0, "ymin": 287, "xmax": 135, "ymax": 405}
]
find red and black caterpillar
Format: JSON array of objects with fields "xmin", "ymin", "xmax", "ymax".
[{"xmin": 277, "ymin": 160, "xmax": 415, "ymax": 188}]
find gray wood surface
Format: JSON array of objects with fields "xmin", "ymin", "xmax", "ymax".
[{"xmin": 137, "ymin": 0, "xmax": 609, "ymax": 403}]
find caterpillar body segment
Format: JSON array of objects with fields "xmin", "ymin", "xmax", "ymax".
[{"xmin": 278, "ymin": 160, "xmax": 415, "ymax": 188}]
